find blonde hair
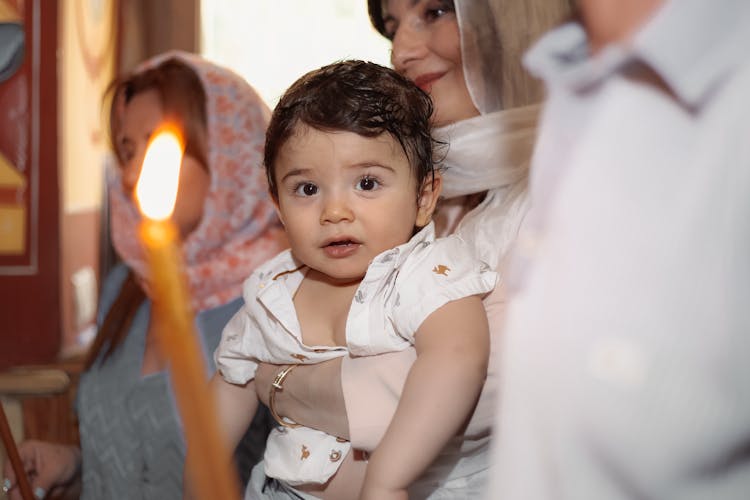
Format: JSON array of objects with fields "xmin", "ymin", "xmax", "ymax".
[
  {"xmin": 456, "ymin": 0, "xmax": 576, "ymax": 112},
  {"xmin": 491, "ymin": 0, "xmax": 576, "ymax": 107}
]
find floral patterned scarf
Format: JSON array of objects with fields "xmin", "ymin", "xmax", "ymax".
[{"xmin": 109, "ymin": 51, "xmax": 286, "ymax": 311}]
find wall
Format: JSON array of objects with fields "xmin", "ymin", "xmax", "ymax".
[
  {"xmin": 120, "ymin": 0, "xmax": 199, "ymax": 73},
  {"xmin": 58, "ymin": 0, "xmax": 118, "ymax": 354},
  {"xmin": 201, "ymin": 0, "xmax": 391, "ymax": 107},
  {"xmin": 0, "ymin": 0, "xmax": 202, "ymax": 367},
  {"xmin": 0, "ymin": 0, "xmax": 60, "ymax": 369}
]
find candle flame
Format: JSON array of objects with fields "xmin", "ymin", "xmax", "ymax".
[{"xmin": 136, "ymin": 126, "xmax": 185, "ymax": 221}]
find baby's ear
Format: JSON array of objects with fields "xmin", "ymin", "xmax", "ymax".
[
  {"xmin": 271, "ymin": 194, "xmax": 285, "ymax": 226},
  {"xmin": 415, "ymin": 171, "xmax": 442, "ymax": 227}
]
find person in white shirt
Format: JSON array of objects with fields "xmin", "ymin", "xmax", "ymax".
[
  {"xmin": 489, "ymin": 0, "xmax": 750, "ymax": 499},
  {"xmin": 205, "ymin": 60, "xmax": 496, "ymax": 500}
]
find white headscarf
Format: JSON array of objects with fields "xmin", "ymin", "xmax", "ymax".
[{"xmin": 435, "ymin": 0, "xmax": 571, "ymax": 269}]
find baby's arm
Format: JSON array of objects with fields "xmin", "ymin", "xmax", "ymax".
[
  {"xmin": 209, "ymin": 372, "xmax": 260, "ymax": 450},
  {"xmin": 183, "ymin": 373, "xmax": 259, "ymax": 499},
  {"xmin": 360, "ymin": 295, "xmax": 489, "ymax": 500}
]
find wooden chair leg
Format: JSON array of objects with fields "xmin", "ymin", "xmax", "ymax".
[{"xmin": 0, "ymin": 402, "xmax": 34, "ymax": 500}]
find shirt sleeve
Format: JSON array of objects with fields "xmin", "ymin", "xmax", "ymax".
[
  {"xmin": 343, "ymin": 269, "xmax": 508, "ymax": 451},
  {"xmin": 390, "ymin": 235, "xmax": 498, "ymax": 341},
  {"xmin": 213, "ymin": 274, "xmax": 262, "ymax": 385},
  {"xmin": 196, "ymin": 296, "xmax": 243, "ymax": 375}
]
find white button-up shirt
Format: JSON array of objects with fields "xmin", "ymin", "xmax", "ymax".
[
  {"xmin": 490, "ymin": 1, "xmax": 750, "ymax": 499},
  {"xmin": 217, "ymin": 222, "xmax": 496, "ymax": 486}
]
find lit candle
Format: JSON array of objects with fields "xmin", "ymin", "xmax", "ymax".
[{"xmin": 135, "ymin": 127, "xmax": 239, "ymax": 500}]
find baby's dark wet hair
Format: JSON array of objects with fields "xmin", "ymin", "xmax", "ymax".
[{"xmin": 264, "ymin": 60, "xmax": 439, "ymax": 200}]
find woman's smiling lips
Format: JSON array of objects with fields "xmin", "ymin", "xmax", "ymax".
[{"xmin": 412, "ymin": 72, "xmax": 445, "ymax": 92}]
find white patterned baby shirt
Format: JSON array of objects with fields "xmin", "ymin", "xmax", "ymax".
[{"xmin": 215, "ymin": 222, "xmax": 497, "ymax": 486}]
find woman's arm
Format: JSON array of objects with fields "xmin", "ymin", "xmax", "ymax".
[
  {"xmin": 254, "ymin": 357, "xmax": 350, "ymax": 439},
  {"xmin": 254, "ymin": 350, "xmax": 421, "ymax": 442},
  {"xmin": 360, "ymin": 296, "xmax": 490, "ymax": 499},
  {"xmin": 255, "ymin": 281, "xmax": 507, "ymax": 451}
]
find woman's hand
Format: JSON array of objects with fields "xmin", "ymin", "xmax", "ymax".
[
  {"xmin": 254, "ymin": 358, "xmax": 350, "ymax": 439},
  {"xmin": 2, "ymin": 440, "xmax": 81, "ymax": 500}
]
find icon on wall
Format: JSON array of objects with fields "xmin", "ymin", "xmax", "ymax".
[
  {"xmin": 0, "ymin": 0, "xmax": 24, "ymax": 82},
  {"xmin": 0, "ymin": 151, "xmax": 25, "ymax": 254},
  {"xmin": 0, "ymin": 0, "xmax": 31, "ymax": 271}
]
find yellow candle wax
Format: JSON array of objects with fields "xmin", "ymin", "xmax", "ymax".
[
  {"xmin": 136, "ymin": 128, "xmax": 239, "ymax": 500},
  {"xmin": 140, "ymin": 216, "xmax": 240, "ymax": 500}
]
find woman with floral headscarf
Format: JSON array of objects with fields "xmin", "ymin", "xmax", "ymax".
[
  {"xmin": 2, "ymin": 51, "xmax": 286, "ymax": 500},
  {"xmin": 246, "ymin": 1, "xmax": 573, "ymax": 498}
]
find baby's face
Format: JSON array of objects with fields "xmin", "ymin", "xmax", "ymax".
[{"xmin": 273, "ymin": 124, "xmax": 431, "ymax": 285}]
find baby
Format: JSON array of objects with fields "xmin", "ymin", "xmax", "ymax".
[{"xmin": 210, "ymin": 60, "xmax": 495, "ymax": 499}]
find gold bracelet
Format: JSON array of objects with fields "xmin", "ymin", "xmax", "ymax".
[{"xmin": 268, "ymin": 364, "xmax": 301, "ymax": 428}]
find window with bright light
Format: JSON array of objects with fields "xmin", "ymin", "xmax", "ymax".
[{"xmin": 201, "ymin": 1, "xmax": 391, "ymax": 107}]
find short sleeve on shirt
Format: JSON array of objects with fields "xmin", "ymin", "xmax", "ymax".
[
  {"xmin": 214, "ymin": 273, "xmax": 262, "ymax": 385},
  {"xmin": 390, "ymin": 235, "xmax": 497, "ymax": 341}
]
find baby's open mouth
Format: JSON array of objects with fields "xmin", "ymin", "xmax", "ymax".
[{"xmin": 322, "ymin": 239, "xmax": 361, "ymax": 258}]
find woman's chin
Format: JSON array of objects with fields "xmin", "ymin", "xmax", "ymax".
[{"xmin": 432, "ymin": 106, "xmax": 480, "ymax": 128}]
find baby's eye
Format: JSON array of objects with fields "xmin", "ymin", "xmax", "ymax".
[
  {"xmin": 294, "ymin": 182, "xmax": 318, "ymax": 196},
  {"xmin": 356, "ymin": 176, "xmax": 379, "ymax": 191}
]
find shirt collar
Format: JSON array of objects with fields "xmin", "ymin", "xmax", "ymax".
[
  {"xmin": 525, "ymin": 0, "xmax": 750, "ymax": 108},
  {"xmin": 262, "ymin": 222, "xmax": 437, "ymax": 292}
]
